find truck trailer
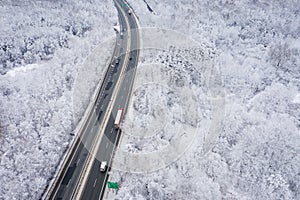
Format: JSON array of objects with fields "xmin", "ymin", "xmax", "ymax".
[{"xmin": 114, "ymin": 108, "xmax": 123, "ymax": 129}]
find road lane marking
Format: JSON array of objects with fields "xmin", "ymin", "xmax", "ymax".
[
  {"xmin": 93, "ymin": 178, "xmax": 98, "ymax": 187},
  {"xmin": 106, "ymin": 143, "xmax": 109, "ymax": 149},
  {"xmin": 76, "ymin": 158, "xmax": 81, "ymax": 166},
  {"xmin": 73, "ymin": 1, "xmax": 135, "ymax": 198}
]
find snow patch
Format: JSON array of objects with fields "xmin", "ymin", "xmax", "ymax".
[{"xmin": 6, "ymin": 63, "xmax": 40, "ymax": 77}]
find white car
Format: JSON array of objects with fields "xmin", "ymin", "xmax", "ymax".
[{"xmin": 100, "ymin": 161, "xmax": 107, "ymax": 172}]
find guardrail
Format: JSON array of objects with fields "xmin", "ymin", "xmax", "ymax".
[
  {"xmin": 72, "ymin": 7, "xmax": 132, "ymax": 197},
  {"xmin": 42, "ymin": 35, "xmax": 119, "ymax": 200}
]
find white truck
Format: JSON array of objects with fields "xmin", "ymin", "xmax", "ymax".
[
  {"xmin": 113, "ymin": 24, "xmax": 120, "ymax": 33},
  {"xmin": 114, "ymin": 108, "xmax": 123, "ymax": 129},
  {"xmin": 100, "ymin": 161, "xmax": 107, "ymax": 172}
]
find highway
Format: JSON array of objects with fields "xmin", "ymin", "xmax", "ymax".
[
  {"xmin": 44, "ymin": 0, "xmax": 139, "ymax": 199},
  {"xmin": 79, "ymin": 0, "xmax": 140, "ymax": 199}
]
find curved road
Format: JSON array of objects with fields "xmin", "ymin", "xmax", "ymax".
[
  {"xmin": 79, "ymin": 0, "xmax": 140, "ymax": 199},
  {"xmin": 44, "ymin": 0, "xmax": 139, "ymax": 199}
]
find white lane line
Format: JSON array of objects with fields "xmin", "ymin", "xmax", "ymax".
[
  {"xmin": 76, "ymin": 158, "xmax": 81, "ymax": 166},
  {"xmin": 93, "ymin": 178, "xmax": 98, "ymax": 187},
  {"xmin": 106, "ymin": 143, "xmax": 109, "ymax": 149},
  {"xmin": 110, "ymin": 128, "xmax": 114, "ymax": 134},
  {"xmin": 101, "ymin": 104, "xmax": 104, "ymax": 109}
]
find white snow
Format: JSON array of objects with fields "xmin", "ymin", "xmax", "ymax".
[
  {"xmin": 0, "ymin": 0, "xmax": 117, "ymax": 199},
  {"xmin": 0, "ymin": 0, "xmax": 299, "ymax": 199},
  {"xmin": 5, "ymin": 63, "xmax": 40, "ymax": 77},
  {"xmin": 107, "ymin": 0, "xmax": 300, "ymax": 199},
  {"xmin": 292, "ymin": 93, "xmax": 300, "ymax": 104}
]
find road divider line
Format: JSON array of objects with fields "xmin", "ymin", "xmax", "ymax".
[
  {"xmin": 116, "ymin": 3, "xmax": 141, "ymax": 149},
  {"xmin": 73, "ymin": 2, "xmax": 132, "ymax": 198},
  {"xmin": 44, "ymin": 9, "xmax": 123, "ymax": 200},
  {"xmin": 99, "ymin": 128, "xmax": 121, "ymax": 200},
  {"xmin": 73, "ymin": 56, "xmax": 126, "ymax": 199},
  {"xmin": 93, "ymin": 179, "xmax": 98, "ymax": 188},
  {"xmin": 42, "ymin": 61, "xmax": 111, "ymax": 199}
]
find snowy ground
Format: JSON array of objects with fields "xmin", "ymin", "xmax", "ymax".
[
  {"xmin": 0, "ymin": 0, "xmax": 117, "ymax": 199},
  {"xmin": 108, "ymin": 0, "xmax": 300, "ymax": 199}
]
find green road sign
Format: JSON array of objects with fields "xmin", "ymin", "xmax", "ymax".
[{"xmin": 108, "ymin": 181, "xmax": 119, "ymax": 189}]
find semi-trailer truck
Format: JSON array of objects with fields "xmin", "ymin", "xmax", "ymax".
[{"xmin": 114, "ymin": 108, "xmax": 123, "ymax": 129}]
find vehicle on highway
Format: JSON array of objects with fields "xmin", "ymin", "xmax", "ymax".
[
  {"xmin": 115, "ymin": 58, "xmax": 120, "ymax": 65},
  {"xmin": 100, "ymin": 161, "xmax": 107, "ymax": 172},
  {"xmin": 114, "ymin": 108, "xmax": 123, "ymax": 129},
  {"xmin": 128, "ymin": 10, "xmax": 132, "ymax": 15},
  {"xmin": 113, "ymin": 25, "xmax": 120, "ymax": 33},
  {"xmin": 105, "ymin": 81, "xmax": 113, "ymax": 90},
  {"xmin": 113, "ymin": 66, "xmax": 118, "ymax": 73}
]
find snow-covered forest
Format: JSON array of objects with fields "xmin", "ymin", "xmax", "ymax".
[
  {"xmin": 107, "ymin": 0, "xmax": 300, "ymax": 199},
  {"xmin": 0, "ymin": 0, "xmax": 116, "ymax": 199},
  {"xmin": 0, "ymin": 0, "xmax": 299, "ymax": 199}
]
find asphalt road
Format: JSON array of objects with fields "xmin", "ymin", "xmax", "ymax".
[
  {"xmin": 80, "ymin": 0, "xmax": 140, "ymax": 199},
  {"xmin": 47, "ymin": 0, "xmax": 139, "ymax": 199}
]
